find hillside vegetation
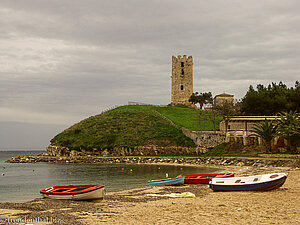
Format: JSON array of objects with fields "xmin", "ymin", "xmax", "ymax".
[
  {"xmin": 113, "ymin": 105, "xmax": 222, "ymax": 131},
  {"xmin": 50, "ymin": 105, "xmax": 222, "ymax": 151}
]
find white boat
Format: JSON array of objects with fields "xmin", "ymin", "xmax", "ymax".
[
  {"xmin": 40, "ymin": 185, "xmax": 105, "ymax": 200},
  {"xmin": 209, "ymin": 173, "xmax": 287, "ymax": 191}
]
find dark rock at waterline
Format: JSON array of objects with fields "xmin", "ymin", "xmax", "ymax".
[
  {"xmin": 46, "ymin": 145, "xmax": 210, "ymax": 157},
  {"xmin": 6, "ymin": 155, "xmax": 296, "ymax": 168}
]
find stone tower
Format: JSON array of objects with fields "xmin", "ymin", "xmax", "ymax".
[{"xmin": 171, "ymin": 55, "xmax": 193, "ymax": 105}]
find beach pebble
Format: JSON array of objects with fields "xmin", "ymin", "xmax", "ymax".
[{"xmin": 237, "ymin": 162, "xmax": 244, "ymax": 167}]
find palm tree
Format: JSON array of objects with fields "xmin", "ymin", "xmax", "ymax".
[
  {"xmin": 250, "ymin": 120, "xmax": 278, "ymax": 153},
  {"xmin": 276, "ymin": 111, "xmax": 300, "ymax": 154}
]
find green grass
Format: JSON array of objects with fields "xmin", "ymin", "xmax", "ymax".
[
  {"xmin": 112, "ymin": 105, "xmax": 222, "ymax": 131},
  {"xmin": 51, "ymin": 107, "xmax": 196, "ymax": 151},
  {"xmin": 51, "ymin": 105, "xmax": 223, "ymax": 151}
]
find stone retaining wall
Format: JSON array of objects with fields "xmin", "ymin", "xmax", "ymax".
[{"xmin": 182, "ymin": 128, "xmax": 225, "ymax": 148}]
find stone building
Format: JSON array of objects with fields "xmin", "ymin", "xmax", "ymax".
[
  {"xmin": 220, "ymin": 116, "xmax": 279, "ymax": 146},
  {"xmin": 214, "ymin": 93, "xmax": 234, "ymax": 106},
  {"xmin": 171, "ymin": 55, "xmax": 193, "ymax": 105}
]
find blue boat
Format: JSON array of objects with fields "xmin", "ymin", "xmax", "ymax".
[
  {"xmin": 209, "ymin": 173, "xmax": 287, "ymax": 191},
  {"xmin": 148, "ymin": 176, "xmax": 185, "ymax": 186}
]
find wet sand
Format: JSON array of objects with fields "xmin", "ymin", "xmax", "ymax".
[{"xmin": 0, "ymin": 165, "xmax": 299, "ymax": 225}]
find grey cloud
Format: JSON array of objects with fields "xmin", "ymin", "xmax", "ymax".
[
  {"xmin": 0, "ymin": 0, "xmax": 299, "ymax": 148},
  {"xmin": 0, "ymin": 121, "xmax": 66, "ymax": 149}
]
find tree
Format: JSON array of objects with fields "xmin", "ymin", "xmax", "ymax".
[
  {"xmin": 212, "ymin": 101, "xmax": 241, "ymax": 132},
  {"xmin": 276, "ymin": 111, "xmax": 300, "ymax": 154},
  {"xmin": 189, "ymin": 92, "xmax": 198, "ymax": 105},
  {"xmin": 250, "ymin": 120, "xmax": 278, "ymax": 153},
  {"xmin": 241, "ymin": 81, "xmax": 300, "ymax": 115},
  {"xmin": 205, "ymin": 110, "xmax": 218, "ymax": 132},
  {"xmin": 189, "ymin": 92, "xmax": 213, "ymax": 109}
]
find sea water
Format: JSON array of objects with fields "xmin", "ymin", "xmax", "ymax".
[{"xmin": 0, "ymin": 151, "xmax": 219, "ymax": 202}]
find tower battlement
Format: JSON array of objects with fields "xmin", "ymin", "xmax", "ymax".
[
  {"xmin": 172, "ymin": 55, "xmax": 193, "ymax": 62},
  {"xmin": 171, "ymin": 55, "xmax": 193, "ymax": 105}
]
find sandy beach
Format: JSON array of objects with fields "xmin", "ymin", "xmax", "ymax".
[{"xmin": 0, "ymin": 165, "xmax": 299, "ymax": 225}]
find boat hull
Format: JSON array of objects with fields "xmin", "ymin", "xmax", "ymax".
[
  {"xmin": 178, "ymin": 173, "xmax": 234, "ymax": 184},
  {"xmin": 40, "ymin": 185, "xmax": 105, "ymax": 200},
  {"xmin": 209, "ymin": 174, "xmax": 287, "ymax": 191},
  {"xmin": 148, "ymin": 176, "xmax": 185, "ymax": 186}
]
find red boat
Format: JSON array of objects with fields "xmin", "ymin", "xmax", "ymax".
[
  {"xmin": 177, "ymin": 173, "xmax": 234, "ymax": 184},
  {"xmin": 40, "ymin": 185, "xmax": 105, "ymax": 200}
]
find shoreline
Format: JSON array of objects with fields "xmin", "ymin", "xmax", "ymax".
[
  {"xmin": 6, "ymin": 155, "xmax": 299, "ymax": 168},
  {"xmin": 0, "ymin": 162, "xmax": 299, "ymax": 224}
]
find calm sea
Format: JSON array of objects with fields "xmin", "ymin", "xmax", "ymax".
[{"xmin": 0, "ymin": 151, "xmax": 219, "ymax": 203}]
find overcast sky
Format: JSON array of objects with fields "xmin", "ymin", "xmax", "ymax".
[{"xmin": 0, "ymin": 0, "xmax": 299, "ymax": 149}]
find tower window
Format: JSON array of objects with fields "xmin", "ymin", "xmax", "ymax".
[
  {"xmin": 180, "ymin": 85, "xmax": 184, "ymax": 91},
  {"xmin": 181, "ymin": 62, "xmax": 184, "ymax": 67},
  {"xmin": 181, "ymin": 69, "xmax": 184, "ymax": 75}
]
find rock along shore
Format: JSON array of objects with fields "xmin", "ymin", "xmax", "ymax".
[{"xmin": 6, "ymin": 155, "xmax": 298, "ymax": 168}]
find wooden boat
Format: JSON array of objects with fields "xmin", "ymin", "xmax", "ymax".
[
  {"xmin": 177, "ymin": 173, "xmax": 234, "ymax": 184},
  {"xmin": 148, "ymin": 176, "xmax": 185, "ymax": 186},
  {"xmin": 209, "ymin": 173, "xmax": 287, "ymax": 191},
  {"xmin": 40, "ymin": 185, "xmax": 105, "ymax": 200}
]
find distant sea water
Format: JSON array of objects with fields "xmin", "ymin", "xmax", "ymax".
[
  {"xmin": 0, "ymin": 150, "xmax": 45, "ymax": 163},
  {"xmin": 0, "ymin": 150, "xmax": 219, "ymax": 203}
]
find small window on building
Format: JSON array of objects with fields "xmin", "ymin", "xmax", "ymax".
[
  {"xmin": 180, "ymin": 85, "xmax": 184, "ymax": 91},
  {"xmin": 227, "ymin": 125, "xmax": 231, "ymax": 130},
  {"xmin": 181, "ymin": 62, "xmax": 184, "ymax": 67},
  {"xmin": 181, "ymin": 69, "xmax": 184, "ymax": 75}
]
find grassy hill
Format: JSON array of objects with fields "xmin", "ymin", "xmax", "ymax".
[
  {"xmin": 113, "ymin": 105, "xmax": 222, "ymax": 131},
  {"xmin": 50, "ymin": 105, "xmax": 222, "ymax": 151}
]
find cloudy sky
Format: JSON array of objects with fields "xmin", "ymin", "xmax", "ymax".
[{"xmin": 0, "ymin": 0, "xmax": 299, "ymax": 149}]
